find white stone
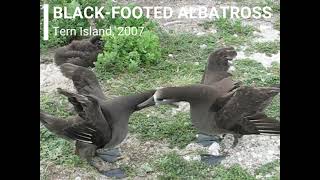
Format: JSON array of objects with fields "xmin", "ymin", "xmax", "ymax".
[
  {"xmin": 183, "ymin": 155, "xmax": 201, "ymax": 161},
  {"xmin": 211, "ymin": 29, "xmax": 217, "ymax": 34},
  {"xmin": 208, "ymin": 142, "xmax": 221, "ymax": 156},
  {"xmin": 229, "ymin": 66, "xmax": 235, "ymax": 72},
  {"xmin": 196, "ymin": 32, "xmax": 206, "ymax": 36},
  {"xmin": 200, "ymin": 44, "xmax": 207, "ymax": 49}
]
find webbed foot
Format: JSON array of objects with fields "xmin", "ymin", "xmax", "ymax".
[
  {"xmin": 96, "ymin": 148, "xmax": 122, "ymax": 163},
  {"xmin": 196, "ymin": 134, "xmax": 223, "ymax": 147}
]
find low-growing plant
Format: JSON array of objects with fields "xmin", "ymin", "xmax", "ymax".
[
  {"xmin": 214, "ymin": 18, "xmax": 255, "ymax": 37},
  {"xmin": 233, "ymin": 59, "xmax": 280, "ymax": 87},
  {"xmin": 153, "ymin": 152, "xmax": 256, "ymax": 179},
  {"xmin": 96, "ymin": 29, "xmax": 161, "ymax": 75},
  {"xmin": 246, "ymin": 40, "xmax": 280, "ymax": 56}
]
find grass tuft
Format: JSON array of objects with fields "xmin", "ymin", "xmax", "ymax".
[
  {"xmin": 246, "ymin": 41, "xmax": 280, "ymax": 56},
  {"xmin": 153, "ymin": 152, "xmax": 256, "ymax": 179}
]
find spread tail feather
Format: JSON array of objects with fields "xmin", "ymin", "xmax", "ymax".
[
  {"xmin": 251, "ymin": 118, "xmax": 280, "ymax": 135},
  {"xmin": 40, "ymin": 110, "xmax": 67, "ymax": 137},
  {"xmin": 242, "ymin": 113, "xmax": 280, "ymax": 135}
]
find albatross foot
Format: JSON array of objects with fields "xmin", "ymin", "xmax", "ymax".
[
  {"xmin": 96, "ymin": 148, "xmax": 122, "ymax": 163},
  {"xmin": 196, "ymin": 134, "xmax": 223, "ymax": 147},
  {"xmin": 101, "ymin": 168, "xmax": 126, "ymax": 179},
  {"xmin": 231, "ymin": 134, "xmax": 243, "ymax": 148},
  {"xmin": 200, "ymin": 154, "xmax": 226, "ymax": 165},
  {"xmin": 89, "ymin": 156, "xmax": 126, "ymax": 178}
]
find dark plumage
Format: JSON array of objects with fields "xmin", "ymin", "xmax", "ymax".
[
  {"xmin": 138, "ymin": 47, "xmax": 280, "ymax": 149},
  {"xmin": 60, "ymin": 63, "xmax": 106, "ymax": 99},
  {"xmin": 54, "ymin": 36, "xmax": 103, "ymax": 67},
  {"xmin": 201, "ymin": 47, "xmax": 237, "ymax": 85},
  {"xmin": 137, "ymin": 84, "xmax": 280, "ymax": 139},
  {"xmin": 40, "ymin": 64, "xmax": 155, "ymax": 177}
]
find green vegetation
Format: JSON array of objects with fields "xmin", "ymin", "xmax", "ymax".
[
  {"xmin": 96, "ymin": 29, "xmax": 161, "ymax": 75},
  {"xmin": 153, "ymin": 152, "xmax": 256, "ymax": 179},
  {"xmin": 233, "ymin": 59, "xmax": 280, "ymax": 87},
  {"xmin": 274, "ymin": 18, "xmax": 280, "ymax": 31},
  {"xmin": 130, "ymin": 110, "xmax": 196, "ymax": 148},
  {"xmin": 199, "ymin": 18, "xmax": 256, "ymax": 46},
  {"xmin": 214, "ymin": 18, "xmax": 255, "ymax": 37},
  {"xmin": 264, "ymin": 0, "xmax": 280, "ymax": 14},
  {"xmin": 255, "ymin": 160, "xmax": 280, "ymax": 180},
  {"xmin": 40, "ymin": 92, "xmax": 73, "ymax": 117},
  {"xmin": 246, "ymin": 41, "xmax": 280, "ymax": 56}
]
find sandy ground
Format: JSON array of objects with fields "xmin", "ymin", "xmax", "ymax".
[{"xmin": 40, "ymin": 0, "xmax": 280, "ymax": 179}]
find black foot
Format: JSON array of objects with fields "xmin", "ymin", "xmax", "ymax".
[
  {"xmin": 101, "ymin": 168, "xmax": 126, "ymax": 179},
  {"xmin": 196, "ymin": 134, "xmax": 223, "ymax": 147},
  {"xmin": 96, "ymin": 148, "xmax": 122, "ymax": 163},
  {"xmin": 231, "ymin": 134, "xmax": 242, "ymax": 148},
  {"xmin": 200, "ymin": 154, "xmax": 226, "ymax": 165}
]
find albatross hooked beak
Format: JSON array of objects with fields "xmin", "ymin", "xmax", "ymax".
[
  {"xmin": 137, "ymin": 93, "xmax": 179, "ymax": 110},
  {"xmin": 137, "ymin": 95, "xmax": 156, "ymax": 109}
]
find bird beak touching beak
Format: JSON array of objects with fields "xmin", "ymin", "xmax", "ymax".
[
  {"xmin": 137, "ymin": 96, "xmax": 156, "ymax": 109},
  {"xmin": 137, "ymin": 95, "xmax": 179, "ymax": 110}
]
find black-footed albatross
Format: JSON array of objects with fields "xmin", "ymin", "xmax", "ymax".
[
  {"xmin": 137, "ymin": 84, "xmax": 280, "ymax": 146},
  {"xmin": 198, "ymin": 47, "xmax": 239, "ymax": 144},
  {"xmin": 139, "ymin": 47, "xmax": 279, "ymax": 149},
  {"xmin": 54, "ymin": 35, "xmax": 104, "ymax": 67},
  {"xmin": 40, "ymin": 64, "xmax": 155, "ymax": 178}
]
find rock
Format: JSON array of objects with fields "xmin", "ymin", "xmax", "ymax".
[
  {"xmin": 196, "ymin": 32, "xmax": 206, "ymax": 36},
  {"xmin": 200, "ymin": 44, "xmax": 207, "ymax": 49},
  {"xmin": 168, "ymin": 54, "xmax": 173, "ymax": 58},
  {"xmin": 229, "ymin": 66, "xmax": 235, "ymax": 72},
  {"xmin": 211, "ymin": 29, "xmax": 217, "ymax": 34},
  {"xmin": 40, "ymin": 63, "xmax": 74, "ymax": 93},
  {"xmin": 183, "ymin": 155, "xmax": 201, "ymax": 161},
  {"xmin": 208, "ymin": 142, "xmax": 221, "ymax": 156},
  {"xmin": 221, "ymin": 135, "xmax": 280, "ymax": 172},
  {"xmin": 171, "ymin": 102, "xmax": 190, "ymax": 115},
  {"xmin": 74, "ymin": 177, "xmax": 81, "ymax": 180},
  {"xmin": 185, "ymin": 143, "xmax": 206, "ymax": 152}
]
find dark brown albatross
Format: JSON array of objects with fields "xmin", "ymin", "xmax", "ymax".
[
  {"xmin": 137, "ymin": 85, "xmax": 280, "ymax": 139},
  {"xmin": 137, "ymin": 47, "xmax": 280, "ymax": 149},
  {"xmin": 54, "ymin": 36, "xmax": 104, "ymax": 67},
  {"xmin": 40, "ymin": 64, "xmax": 155, "ymax": 178}
]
